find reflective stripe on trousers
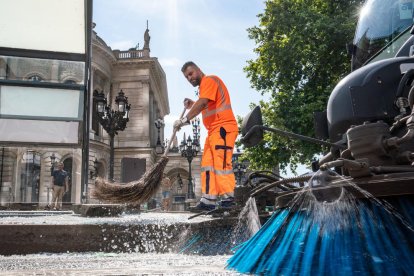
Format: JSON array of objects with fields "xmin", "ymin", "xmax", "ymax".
[{"xmin": 200, "ymin": 130, "xmax": 238, "ymax": 197}]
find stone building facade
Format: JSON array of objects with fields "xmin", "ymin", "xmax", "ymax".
[{"xmin": 0, "ymin": 27, "xmax": 202, "ymax": 210}]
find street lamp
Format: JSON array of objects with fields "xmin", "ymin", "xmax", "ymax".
[
  {"xmin": 94, "ymin": 89, "xmax": 131, "ymax": 181},
  {"xmin": 154, "ymin": 118, "xmax": 164, "ymax": 154},
  {"xmin": 192, "ymin": 117, "xmax": 200, "ymax": 142},
  {"xmin": 50, "ymin": 153, "xmax": 56, "ymax": 176},
  {"xmin": 180, "ymin": 134, "xmax": 199, "ymax": 199},
  {"xmin": 233, "ymin": 162, "xmax": 247, "ymax": 186}
]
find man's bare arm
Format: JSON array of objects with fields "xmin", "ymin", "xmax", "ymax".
[{"xmin": 185, "ymin": 98, "xmax": 209, "ymax": 121}]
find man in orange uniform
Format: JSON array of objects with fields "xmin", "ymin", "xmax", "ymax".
[{"xmin": 174, "ymin": 61, "xmax": 238, "ymax": 211}]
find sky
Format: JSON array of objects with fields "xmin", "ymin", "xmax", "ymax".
[{"xmin": 93, "ymin": 0, "xmax": 308, "ymax": 175}]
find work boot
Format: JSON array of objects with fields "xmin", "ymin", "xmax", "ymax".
[
  {"xmin": 189, "ymin": 201, "xmax": 216, "ymax": 213},
  {"xmin": 219, "ymin": 197, "xmax": 235, "ymax": 208}
]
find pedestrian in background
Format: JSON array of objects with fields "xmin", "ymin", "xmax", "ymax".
[{"xmin": 50, "ymin": 162, "xmax": 68, "ymax": 210}]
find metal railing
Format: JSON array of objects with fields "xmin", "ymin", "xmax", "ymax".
[{"xmin": 113, "ymin": 49, "xmax": 147, "ymax": 59}]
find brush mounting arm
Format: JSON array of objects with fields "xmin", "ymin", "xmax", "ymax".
[
  {"xmin": 320, "ymin": 158, "xmax": 369, "ymax": 171},
  {"xmin": 241, "ymin": 125, "xmax": 346, "ymax": 149}
]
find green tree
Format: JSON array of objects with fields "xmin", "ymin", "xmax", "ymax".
[{"xmin": 242, "ymin": 0, "xmax": 364, "ymax": 172}]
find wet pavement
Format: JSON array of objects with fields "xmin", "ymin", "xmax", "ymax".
[
  {"xmin": 0, "ymin": 211, "xmax": 211, "ymax": 225},
  {"xmin": 0, "ymin": 252, "xmax": 241, "ymax": 275},
  {"xmin": 0, "ymin": 211, "xmax": 243, "ymax": 275}
]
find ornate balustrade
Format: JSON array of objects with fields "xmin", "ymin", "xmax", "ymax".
[{"xmin": 113, "ymin": 49, "xmax": 148, "ymax": 59}]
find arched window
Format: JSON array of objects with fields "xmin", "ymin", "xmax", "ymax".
[
  {"xmin": 27, "ymin": 75, "xmax": 43, "ymax": 82},
  {"xmin": 64, "ymin": 79, "xmax": 77, "ymax": 84}
]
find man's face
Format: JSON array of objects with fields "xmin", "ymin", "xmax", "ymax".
[
  {"xmin": 58, "ymin": 164, "xmax": 64, "ymax": 170},
  {"xmin": 183, "ymin": 66, "xmax": 201, "ymax": 87}
]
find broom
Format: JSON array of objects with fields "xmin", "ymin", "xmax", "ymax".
[
  {"xmin": 227, "ymin": 172, "xmax": 414, "ymax": 275},
  {"xmin": 93, "ymin": 108, "xmax": 187, "ymax": 205}
]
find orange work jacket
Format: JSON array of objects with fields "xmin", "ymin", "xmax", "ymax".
[{"xmin": 199, "ymin": 75, "xmax": 238, "ymax": 134}]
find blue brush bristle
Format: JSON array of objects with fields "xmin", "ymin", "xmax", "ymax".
[{"xmin": 227, "ymin": 193, "xmax": 414, "ymax": 275}]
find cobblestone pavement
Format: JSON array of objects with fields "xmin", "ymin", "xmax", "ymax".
[{"xmin": 0, "ymin": 252, "xmax": 242, "ymax": 275}]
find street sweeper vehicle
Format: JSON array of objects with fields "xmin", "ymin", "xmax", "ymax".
[
  {"xmin": 227, "ymin": 0, "xmax": 414, "ymax": 274},
  {"xmin": 241, "ymin": 0, "xmax": 414, "ymax": 208}
]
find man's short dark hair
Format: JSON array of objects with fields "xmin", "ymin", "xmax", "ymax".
[{"xmin": 181, "ymin": 61, "xmax": 198, "ymax": 72}]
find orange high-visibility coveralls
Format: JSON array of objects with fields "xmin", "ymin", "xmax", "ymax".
[{"xmin": 199, "ymin": 75, "xmax": 238, "ymax": 202}]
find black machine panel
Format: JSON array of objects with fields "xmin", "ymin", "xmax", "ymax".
[{"xmin": 327, "ymin": 57, "xmax": 414, "ymax": 142}]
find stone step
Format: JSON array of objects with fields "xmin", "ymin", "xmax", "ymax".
[{"xmin": 0, "ymin": 210, "xmax": 73, "ymax": 217}]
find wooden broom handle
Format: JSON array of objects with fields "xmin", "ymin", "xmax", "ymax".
[{"xmin": 163, "ymin": 107, "xmax": 187, "ymax": 156}]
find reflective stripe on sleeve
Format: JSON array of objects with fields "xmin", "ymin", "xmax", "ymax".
[{"xmin": 202, "ymin": 104, "xmax": 232, "ymax": 118}]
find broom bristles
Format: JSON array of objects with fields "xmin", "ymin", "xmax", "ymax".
[{"xmin": 93, "ymin": 156, "xmax": 169, "ymax": 205}]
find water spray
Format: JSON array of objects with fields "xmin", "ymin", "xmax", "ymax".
[
  {"xmin": 309, "ymin": 159, "xmax": 367, "ymax": 203},
  {"xmin": 308, "ymin": 169, "xmax": 344, "ymax": 203}
]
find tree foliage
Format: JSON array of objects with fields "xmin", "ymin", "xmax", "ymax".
[{"xmin": 242, "ymin": 0, "xmax": 365, "ymax": 172}]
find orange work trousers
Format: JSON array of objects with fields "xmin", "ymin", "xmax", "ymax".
[{"xmin": 200, "ymin": 129, "xmax": 238, "ymax": 200}]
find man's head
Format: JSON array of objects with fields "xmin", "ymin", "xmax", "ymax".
[
  {"xmin": 182, "ymin": 61, "xmax": 204, "ymax": 87},
  {"xmin": 57, "ymin": 162, "xmax": 64, "ymax": 170}
]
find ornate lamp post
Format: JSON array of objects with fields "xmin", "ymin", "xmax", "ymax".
[
  {"xmin": 154, "ymin": 118, "xmax": 164, "ymax": 154},
  {"xmin": 192, "ymin": 117, "xmax": 200, "ymax": 141},
  {"xmin": 94, "ymin": 90, "xmax": 131, "ymax": 181},
  {"xmin": 50, "ymin": 153, "xmax": 56, "ymax": 176},
  {"xmin": 233, "ymin": 162, "xmax": 247, "ymax": 186},
  {"xmin": 180, "ymin": 135, "xmax": 200, "ymax": 199},
  {"xmin": 232, "ymin": 148, "xmax": 248, "ymax": 186}
]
